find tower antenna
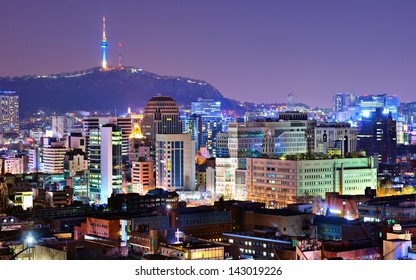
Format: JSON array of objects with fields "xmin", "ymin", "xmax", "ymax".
[
  {"xmin": 101, "ymin": 16, "xmax": 108, "ymax": 70},
  {"xmin": 118, "ymin": 42, "xmax": 123, "ymax": 68}
]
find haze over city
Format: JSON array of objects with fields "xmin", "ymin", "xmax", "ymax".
[{"xmin": 2, "ymin": 0, "xmax": 416, "ymax": 108}]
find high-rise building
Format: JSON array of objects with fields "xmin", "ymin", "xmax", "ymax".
[
  {"xmin": 182, "ymin": 113, "xmax": 202, "ymax": 153},
  {"xmin": 114, "ymin": 116, "xmax": 133, "ymax": 157},
  {"xmin": 333, "ymin": 93, "xmax": 356, "ymax": 112},
  {"xmin": 142, "ymin": 96, "xmax": 182, "ymax": 147},
  {"xmin": 83, "ymin": 116, "xmax": 131, "ymax": 159},
  {"xmin": 357, "ymin": 108, "xmax": 397, "ymax": 163},
  {"xmin": 0, "ymin": 91, "xmax": 19, "ymax": 134},
  {"xmin": 191, "ymin": 98, "xmax": 223, "ymax": 157},
  {"xmin": 83, "ymin": 116, "xmax": 112, "ymax": 159},
  {"xmin": 42, "ymin": 138, "xmax": 67, "ymax": 174},
  {"xmin": 155, "ymin": 133, "xmax": 195, "ymax": 191},
  {"xmin": 89, "ymin": 124, "xmax": 123, "ymax": 203}
]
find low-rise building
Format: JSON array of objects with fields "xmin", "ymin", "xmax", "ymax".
[
  {"xmin": 222, "ymin": 231, "xmax": 292, "ymax": 260},
  {"xmin": 358, "ymin": 194, "xmax": 416, "ymax": 224},
  {"xmin": 108, "ymin": 188, "xmax": 179, "ymax": 212},
  {"xmin": 383, "ymin": 224, "xmax": 413, "ymax": 260}
]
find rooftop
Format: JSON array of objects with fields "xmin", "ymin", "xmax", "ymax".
[
  {"xmin": 148, "ymin": 96, "xmax": 176, "ymax": 102},
  {"xmin": 249, "ymin": 207, "xmax": 313, "ymax": 217},
  {"xmin": 223, "ymin": 232, "xmax": 292, "ymax": 245},
  {"xmin": 322, "ymin": 239, "xmax": 378, "ymax": 252},
  {"xmin": 168, "ymin": 238, "xmax": 224, "ymax": 250}
]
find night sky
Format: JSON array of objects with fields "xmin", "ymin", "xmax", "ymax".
[{"xmin": 1, "ymin": 0, "xmax": 416, "ymax": 108}]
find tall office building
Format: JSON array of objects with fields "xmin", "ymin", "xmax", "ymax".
[
  {"xmin": 41, "ymin": 138, "xmax": 67, "ymax": 174},
  {"xmin": 332, "ymin": 92, "xmax": 356, "ymax": 112},
  {"xmin": 142, "ymin": 96, "xmax": 182, "ymax": 146},
  {"xmin": 89, "ymin": 124, "xmax": 123, "ymax": 203},
  {"xmin": 83, "ymin": 117, "xmax": 112, "ymax": 159},
  {"xmin": 83, "ymin": 116, "xmax": 131, "ymax": 159},
  {"xmin": 182, "ymin": 113, "xmax": 202, "ymax": 153},
  {"xmin": 0, "ymin": 91, "xmax": 19, "ymax": 134},
  {"xmin": 191, "ymin": 98, "xmax": 223, "ymax": 157},
  {"xmin": 155, "ymin": 133, "xmax": 195, "ymax": 191},
  {"xmin": 115, "ymin": 116, "xmax": 133, "ymax": 157},
  {"xmin": 357, "ymin": 108, "xmax": 397, "ymax": 163}
]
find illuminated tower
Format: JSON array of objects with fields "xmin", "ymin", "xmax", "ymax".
[{"xmin": 101, "ymin": 16, "xmax": 108, "ymax": 70}]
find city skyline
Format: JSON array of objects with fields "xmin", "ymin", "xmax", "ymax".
[{"xmin": 2, "ymin": 1, "xmax": 416, "ymax": 108}]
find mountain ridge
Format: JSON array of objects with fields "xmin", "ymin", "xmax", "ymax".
[{"xmin": 0, "ymin": 66, "xmax": 246, "ymax": 117}]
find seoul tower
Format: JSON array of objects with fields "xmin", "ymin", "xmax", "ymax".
[{"xmin": 101, "ymin": 16, "xmax": 108, "ymax": 70}]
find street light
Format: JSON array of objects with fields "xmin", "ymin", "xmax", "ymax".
[
  {"xmin": 26, "ymin": 236, "xmax": 34, "ymax": 245},
  {"xmin": 11, "ymin": 233, "xmax": 34, "ymax": 260}
]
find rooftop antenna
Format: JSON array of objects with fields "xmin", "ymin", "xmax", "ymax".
[{"xmin": 118, "ymin": 42, "xmax": 123, "ymax": 68}]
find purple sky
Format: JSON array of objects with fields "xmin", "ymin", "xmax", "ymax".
[{"xmin": 1, "ymin": 0, "xmax": 416, "ymax": 108}]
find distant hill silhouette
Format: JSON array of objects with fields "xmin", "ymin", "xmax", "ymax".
[{"xmin": 0, "ymin": 67, "xmax": 246, "ymax": 118}]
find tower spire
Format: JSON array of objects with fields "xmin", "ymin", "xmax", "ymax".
[
  {"xmin": 118, "ymin": 42, "xmax": 123, "ymax": 68},
  {"xmin": 101, "ymin": 16, "xmax": 108, "ymax": 70}
]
